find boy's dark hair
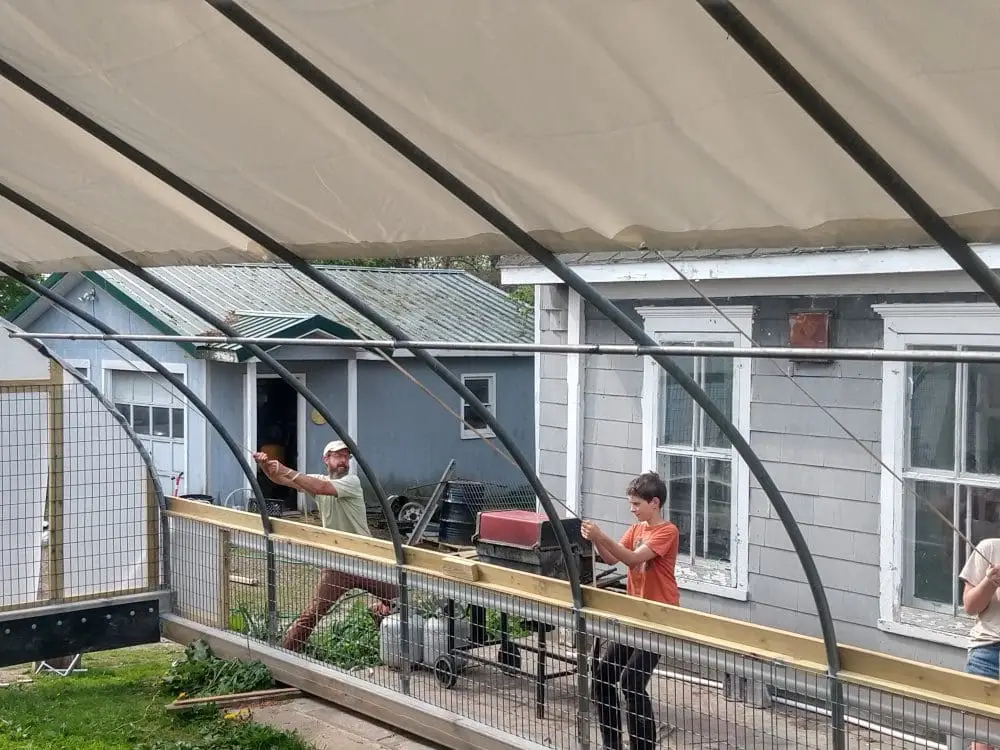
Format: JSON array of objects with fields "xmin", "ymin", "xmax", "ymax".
[{"xmin": 626, "ymin": 471, "xmax": 666, "ymax": 509}]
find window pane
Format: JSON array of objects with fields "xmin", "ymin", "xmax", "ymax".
[
  {"xmin": 658, "ymin": 355, "xmax": 694, "ymax": 446},
  {"xmin": 132, "ymin": 405, "xmax": 151, "ymax": 435},
  {"xmin": 172, "ymin": 408, "xmax": 185, "ymax": 439},
  {"xmin": 702, "ymin": 459, "xmax": 732, "ymax": 562},
  {"xmin": 114, "ymin": 402, "xmax": 131, "ymax": 423},
  {"xmin": 463, "ymin": 403, "xmax": 487, "ymax": 430},
  {"xmin": 701, "ymin": 353, "xmax": 733, "ymax": 449},
  {"xmin": 151, "ymin": 406, "xmax": 170, "ymax": 437},
  {"xmin": 909, "ymin": 361, "xmax": 955, "ymax": 470},
  {"xmin": 966, "ymin": 358, "xmax": 1000, "ymax": 475},
  {"xmin": 959, "ymin": 485, "xmax": 1000, "ymax": 573},
  {"xmin": 658, "ymin": 453, "xmax": 693, "ymax": 556},
  {"xmin": 464, "ymin": 377, "xmax": 491, "ymax": 405},
  {"xmin": 907, "ymin": 480, "xmax": 954, "ymax": 606}
]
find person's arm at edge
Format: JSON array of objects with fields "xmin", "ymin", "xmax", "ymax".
[
  {"xmin": 255, "ymin": 453, "xmax": 339, "ymax": 497},
  {"xmin": 585, "ymin": 521, "xmax": 667, "ymax": 569}
]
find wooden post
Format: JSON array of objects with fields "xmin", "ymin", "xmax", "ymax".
[
  {"xmin": 146, "ymin": 471, "xmax": 161, "ymax": 590},
  {"xmin": 47, "ymin": 362, "xmax": 64, "ymax": 602},
  {"xmin": 219, "ymin": 529, "xmax": 232, "ymax": 630}
]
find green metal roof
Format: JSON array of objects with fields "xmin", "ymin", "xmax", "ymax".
[{"xmin": 11, "ymin": 265, "xmax": 532, "ymax": 354}]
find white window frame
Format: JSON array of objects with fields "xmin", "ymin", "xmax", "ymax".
[
  {"xmin": 873, "ymin": 302, "xmax": 1000, "ymax": 648},
  {"xmin": 460, "ymin": 373, "xmax": 497, "ymax": 440},
  {"xmin": 637, "ymin": 305, "xmax": 754, "ymax": 601},
  {"xmin": 102, "ymin": 359, "xmax": 190, "ymax": 495}
]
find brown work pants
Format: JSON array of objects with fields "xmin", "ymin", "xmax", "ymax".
[{"xmin": 281, "ymin": 568, "xmax": 399, "ymax": 651}]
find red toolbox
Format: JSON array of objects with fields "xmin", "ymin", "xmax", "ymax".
[{"xmin": 474, "ymin": 510, "xmax": 594, "ymax": 584}]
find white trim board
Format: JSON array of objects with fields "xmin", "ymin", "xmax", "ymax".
[
  {"xmin": 347, "ymin": 356, "xmax": 358, "ymax": 477},
  {"xmin": 533, "ymin": 285, "xmax": 541, "ymax": 474},
  {"xmin": 499, "ymin": 244, "xmax": 1000, "ymax": 287},
  {"xmin": 565, "ymin": 289, "xmax": 585, "ymax": 515}
]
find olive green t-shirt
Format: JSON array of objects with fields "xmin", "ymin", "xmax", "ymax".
[{"xmin": 306, "ymin": 474, "xmax": 370, "ymax": 537}]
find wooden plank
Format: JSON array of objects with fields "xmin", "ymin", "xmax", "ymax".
[
  {"xmin": 839, "ymin": 645, "xmax": 1000, "ymax": 715},
  {"xmin": 46, "ymin": 367, "xmax": 64, "ymax": 602},
  {"xmin": 0, "ymin": 380, "xmax": 57, "ymax": 390},
  {"xmin": 146, "ymin": 471, "xmax": 161, "ymax": 589},
  {"xmin": 166, "ymin": 687, "xmax": 301, "ymax": 710},
  {"xmin": 229, "ymin": 575, "xmax": 258, "ymax": 586},
  {"xmin": 161, "ymin": 616, "xmax": 547, "ymax": 750},
  {"xmin": 442, "ymin": 556, "xmax": 480, "ymax": 582}
]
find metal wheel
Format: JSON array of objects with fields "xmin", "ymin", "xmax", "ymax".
[
  {"xmin": 397, "ymin": 500, "xmax": 424, "ymax": 526},
  {"xmin": 434, "ymin": 654, "xmax": 459, "ymax": 689}
]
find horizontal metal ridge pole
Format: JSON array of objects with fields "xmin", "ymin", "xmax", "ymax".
[{"xmin": 12, "ymin": 332, "xmax": 1000, "ymax": 363}]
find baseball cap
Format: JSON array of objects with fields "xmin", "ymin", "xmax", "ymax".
[{"xmin": 323, "ymin": 440, "xmax": 350, "ymax": 455}]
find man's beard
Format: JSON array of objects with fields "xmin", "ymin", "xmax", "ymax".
[{"xmin": 327, "ymin": 466, "xmax": 348, "ymax": 479}]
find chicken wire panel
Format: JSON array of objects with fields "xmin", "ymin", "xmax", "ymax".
[
  {"xmin": 212, "ymin": 527, "xmax": 580, "ymax": 750},
  {"xmin": 62, "ymin": 379, "xmax": 152, "ymax": 599},
  {"xmin": 0, "ymin": 387, "xmax": 50, "ymax": 610},
  {"xmin": 168, "ymin": 514, "xmax": 225, "ymax": 629}
]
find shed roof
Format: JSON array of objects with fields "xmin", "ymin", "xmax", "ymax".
[{"xmin": 12, "ymin": 264, "xmax": 532, "ymax": 355}]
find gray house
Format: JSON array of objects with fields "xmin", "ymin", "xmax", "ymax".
[
  {"xmin": 502, "ymin": 243, "xmax": 1000, "ymax": 672},
  {"xmin": 8, "ymin": 264, "xmax": 534, "ymax": 517}
]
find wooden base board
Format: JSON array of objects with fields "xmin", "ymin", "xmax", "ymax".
[{"xmin": 160, "ymin": 615, "xmax": 549, "ymax": 750}]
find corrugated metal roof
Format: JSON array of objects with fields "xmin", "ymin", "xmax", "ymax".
[
  {"xmin": 93, "ymin": 264, "xmax": 532, "ymax": 345},
  {"xmin": 205, "ymin": 312, "xmax": 314, "ymax": 352}
]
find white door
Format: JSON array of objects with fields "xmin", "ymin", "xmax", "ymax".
[{"xmin": 111, "ymin": 370, "xmax": 187, "ymax": 494}]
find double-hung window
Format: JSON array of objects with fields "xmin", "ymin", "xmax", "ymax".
[
  {"xmin": 638, "ymin": 306, "xmax": 753, "ymax": 599},
  {"xmin": 875, "ymin": 303, "xmax": 1000, "ymax": 645},
  {"xmin": 460, "ymin": 373, "xmax": 496, "ymax": 439}
]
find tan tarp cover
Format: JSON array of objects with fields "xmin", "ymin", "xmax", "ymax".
[{"xmin": 1, "ymin": 0, "xmax": 999, "ymax": 273}]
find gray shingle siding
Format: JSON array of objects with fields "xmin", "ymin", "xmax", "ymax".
[
  {"xmin": 555, "ymin": 287, "xmax": 974, "ymax": 669},
  {"xmin": 537, "ymin": 285, "xmax": 569, "ymax": 501}
]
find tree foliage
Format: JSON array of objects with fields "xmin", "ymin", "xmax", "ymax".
[{"xmin": 0, "ymin": 274, "xmax": 39, "ymax": 318}]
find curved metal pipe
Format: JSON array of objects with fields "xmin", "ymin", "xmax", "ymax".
[
  {"xmin": 0, "ymin": 183, "xmax": 411, "ymax": 682},
  {"xmin": 0, "ymin": 184, "xmax": 404, "ymax": 563},
  {"xmin": 0, "ymin": 29, "xmax": 585, "ymax": 612},
  {"xmin": 3, "ymin": 317, "xmax": 171, "ymax": 589},
  {"xmin": 198, "ymin": 0, "xmax": 841, "ymax": 713},
  {"xmin": 0, "ymin": 263, "xmax": 279, "ymax": 632}
]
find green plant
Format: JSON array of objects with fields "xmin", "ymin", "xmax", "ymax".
[
  {"xmin": 162, "ymin": 640, "xmax": 274, "ymax": 699},
  {"xmin": 485, "ymin": 608, "xmax": 531, "ymax": 639},
  {"xmin": 306, "ymin": 599, "xmax": 382, "ymax": 669},
  {"xmin": 227, "ymin": 605, "xmax": 272, "ymax": 641}
]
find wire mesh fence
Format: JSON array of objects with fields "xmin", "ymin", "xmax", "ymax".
[
  {"xmin": 164, "ymin": 505, "xmax": 1000, "ymax": 750},
  {"xmin": 0, "ymin": 377, "xmax": 162, "ymax": 614}
]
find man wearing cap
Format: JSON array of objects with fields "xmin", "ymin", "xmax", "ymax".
[{"xmin": 253, "ymin": 439, "xmax": 397, "ymax": 652}]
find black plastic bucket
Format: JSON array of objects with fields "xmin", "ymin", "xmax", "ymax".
[{"xmin": 438, "ymin": 481, "xmax": 485, "ymax": 546}]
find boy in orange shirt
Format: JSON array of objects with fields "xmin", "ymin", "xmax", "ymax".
[{"xmin": 582, "ymin": 471, "xmax": 679, "ymax": 750}]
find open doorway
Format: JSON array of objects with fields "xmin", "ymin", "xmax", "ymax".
[{"xmin": 256, "ymin": 376, "xmax": 301, "ymax": 513}]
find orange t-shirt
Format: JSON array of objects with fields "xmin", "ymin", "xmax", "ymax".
[{"xmin": 620, "ymin": 521, "xmax": 680, "ymax": 606}]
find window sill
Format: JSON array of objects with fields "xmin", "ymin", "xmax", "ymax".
[
  {"xmin": 676, "ymin": 562, "xmax": 748, "ymax": 601},
  {"xmin": 460, "ymin": 429, "xmax": 495, "ymax": 440},
  {"xmin": 877, "ymin": 607, "xmax": 971, "ymax": 650}
]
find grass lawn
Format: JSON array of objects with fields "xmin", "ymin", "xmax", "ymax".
[{"xmin": 0, "ymin": 643, "xmax": 311, "ymax": 750}]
